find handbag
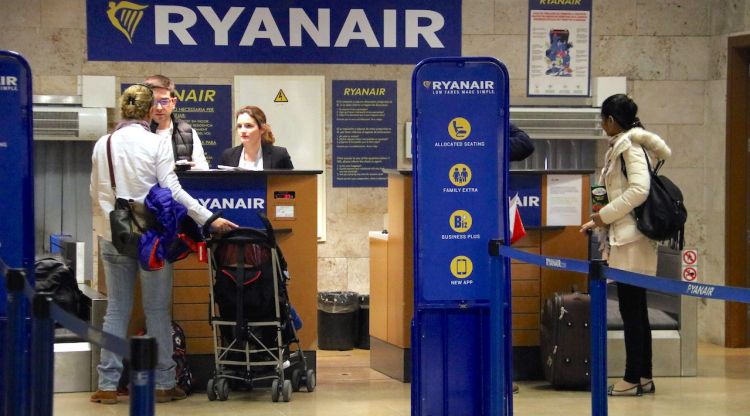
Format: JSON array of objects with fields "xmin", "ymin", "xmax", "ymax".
[
  {"xmin": 620, "ymin": 146, "xmax": 687, "ymax": 249},
  {"xmin": 106, "ymin": 135, "xmax": 154, "ymax": 257}
]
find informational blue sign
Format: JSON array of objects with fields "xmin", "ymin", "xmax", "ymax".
[
  {"xmin": 172, "ymin": 84, "xmax": 232, "ymax": 167},
  {"xmin": 332, "ymin": 80, "xmax": 396, "ymax": 187},
  {"xmin": 179, "ymin": 173, "xmax": 267, "ymax": 229},
  {"xmin": 87, "ymin": 0, "xmax": 462, "ymax": 64},
  {"xmin": 412, "ymin": 57, "xmax": 512, "ymax": 416},
  {"xmin": 0, "ymin": 50, "xmax": 34, "ymax": 413},
  {"xmin": 509, "ymin": 174, "xmax": 542, "ymax": 227},
  {"xmin": 0, "ymin": 51, "xmax": 35, "ymax": 311},
  {"xmin": 414, "ymin": 68, "xmax": 506, "ymax": 302}
]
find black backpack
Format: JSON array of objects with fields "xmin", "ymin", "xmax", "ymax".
[
  {"xmin": 620, "ymin": 147, "xmax": 687, "ymax": 249},
  {"xmin": 34, "ymin": 255, "xmax": 83, "ymax": 318},
  {"xmin": 171, "ymin": 321, "xmax": 194, "ymax": 394}
]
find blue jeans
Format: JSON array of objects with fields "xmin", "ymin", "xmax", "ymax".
[{"xmin": 97, "ymin": 238, "xmax": 176, "ymax": 390}]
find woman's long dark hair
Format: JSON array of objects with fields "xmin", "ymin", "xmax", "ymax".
[{"xmin": 601, "ymin": 93, "xmax": 644, "ymax": 130}]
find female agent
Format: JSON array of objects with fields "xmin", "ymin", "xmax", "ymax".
[{"xmin": 219, "ymin": 106, "xmax": 294, "ymax": 170}]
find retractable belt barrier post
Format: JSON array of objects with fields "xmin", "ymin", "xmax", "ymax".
[
  {"xmin": 31, "ymin": 294, "xmax": 54, "ymax": 416},
  {"xmin": 129, "ymin": 336, "xmax": 157, "ymax": 416},
  {"xmin": 5, "ymin": 269, "xmax": 30, "ymax": 416}
]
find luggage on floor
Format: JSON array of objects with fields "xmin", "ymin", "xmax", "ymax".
[{"xmin": 540, "ymin": 291, "xmax": 591, "ymax": 389}]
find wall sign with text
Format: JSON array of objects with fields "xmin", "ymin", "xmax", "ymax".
[
  {"xmin": 527, "ymin": 0, "xmax": 592, "ymax": 97},
  {"xmin": 87, "ymin": 0, "xmax": 462, "ymax": 64},
  {"xmin": 332, "ymin": 80, "xmax": 397, "ymax": 187}
]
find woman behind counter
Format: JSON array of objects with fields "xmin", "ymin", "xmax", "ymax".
[{"xmin": 219, "ymin": 105, "xmax": 294, "ymax": 170}]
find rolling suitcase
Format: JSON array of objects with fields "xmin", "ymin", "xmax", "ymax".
[{"xmin": 540, "ymin": 292, "xmax": 591, "ymax": 389}]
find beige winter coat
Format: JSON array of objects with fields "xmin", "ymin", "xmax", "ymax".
[{"xmin": 597, "ymin": 128, "xmax": 672, "ymax": 247}]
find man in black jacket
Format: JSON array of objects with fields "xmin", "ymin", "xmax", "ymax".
[
  {"xmin": 510, "ymin": 123, "xmax": 534, "ymax": 161},
  {"xmin": 145, "ymin": 75, "xmax": 209, "ymax": 170}
]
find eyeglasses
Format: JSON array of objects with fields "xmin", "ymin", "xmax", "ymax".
[{"xmin": 155, "ymin": 98, "xmax": 173, "ymax": 107}]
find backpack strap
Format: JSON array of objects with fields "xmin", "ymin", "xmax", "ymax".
[{"xmin": 620, "ymin": 145, "xmax": 660, "ymax": 178}]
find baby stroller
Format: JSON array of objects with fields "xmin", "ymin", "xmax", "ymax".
[{"xmin": 204, "ymin": 212, "xmax": 315, "ymax": 402}]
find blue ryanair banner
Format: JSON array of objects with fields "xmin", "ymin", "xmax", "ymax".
[
  {"xmin": 414, "ymin": 63, "xmax": 507, "ymax": 302},
  {"xmin": 411, "ymin": 57, "xmax": 511, "ymax": 416},
  {"xmin": 509, "ymin": 174, "xmax": 541, "ymax": 227},
  {"xmin": 86, "ymin": 0, "xmax": 462, "ymax": 64},
  {"xmin": 0, "ymin": 51, "xmax": 35, "ymax": 312},
  {"xmin": 178, "ymin": 173, "xmax": 267, "ymax": 229}
]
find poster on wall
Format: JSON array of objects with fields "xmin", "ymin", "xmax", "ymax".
[
  {"xmin": 332, "ymin": 80, "xmax": 397, "ymax": 188},
  {"xmin": 86, "ymin": 0, "xmax": 462, "ymax": 65},
  {"xmin": 527, "ymin": 0, "xmax": 591, "ymax": 97},
  {"xmin": 120, "ymin": 83, "xmax": 232, "ymax": 167},
  {"xmin": 173, "ymin": 84, "xmax": 232, "ymax": 167}
]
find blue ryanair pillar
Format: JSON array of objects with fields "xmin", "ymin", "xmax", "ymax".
[
  {"xmin": 411, "ymin": 57, "xmax": 512, "ymax": 416},
  {"xmin": 0, "ymin": 50, "xmax": 35, "ymax": 415}
]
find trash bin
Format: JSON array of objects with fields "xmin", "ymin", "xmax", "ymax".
[
  {"xmin": 356, "ymin": 294, "xmax": 370, "ymax": 349},
  {"xmin": 317, "ymin": 291, "xmax": 359, "ymax": 350}
]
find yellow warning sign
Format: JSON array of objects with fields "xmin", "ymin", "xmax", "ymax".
[{"xmin": 274, "ymin": 89, "xmax": 288, "ymax": 102}]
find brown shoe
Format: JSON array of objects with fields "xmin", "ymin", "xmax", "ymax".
[
  {"xmin": 90, "ymin": 390, "xmax": 118, "ymax": 404},
  {"xmin": 156, "ymin": 386, "xmax": 187, "ymax": 403}
]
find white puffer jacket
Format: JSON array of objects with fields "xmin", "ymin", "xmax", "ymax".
[{"xmin": 597, "ymin": 127, "xmax": 672, "ymax": 246}]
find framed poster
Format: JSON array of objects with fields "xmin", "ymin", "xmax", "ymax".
[{"xmin": 527, "ymin": 0, "xmax": 592, "ymax": 97}]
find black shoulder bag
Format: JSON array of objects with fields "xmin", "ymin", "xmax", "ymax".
[
  {"xmin": 106, "ymin": 135, "xmax": 150, "ymax": 258},
  {"xmin": 620, "ymin": 146, "xmax": 687, "ymax": 249}
]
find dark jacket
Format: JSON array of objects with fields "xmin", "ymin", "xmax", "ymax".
[
  {"xmin": 510, "ymin": 123, "xmax": 534, "ymax": 161},
  {"xmin": 150, "ymin": 115, "xmax": 194, "ymax": 162},
  {"xmin": 219, "ymin": 143, "xmax": 294, "ymax": 169}
]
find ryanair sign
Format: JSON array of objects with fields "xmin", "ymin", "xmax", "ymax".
[{"xmin": 86, "ymin": 1, "xmax": 462, "ymax": 64}]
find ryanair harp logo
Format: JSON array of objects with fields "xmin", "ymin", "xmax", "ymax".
[{"xmin": 106, "ymin": 1, "xmax": 148, "ymax": 44}]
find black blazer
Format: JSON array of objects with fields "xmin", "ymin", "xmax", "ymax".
[{"xmin": 219, "ymin": 143, "xmax": 294, "ymax": 169}]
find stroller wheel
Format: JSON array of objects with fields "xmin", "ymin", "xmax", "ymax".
[
  {"xmin": 305, "ymin": 369, "xmax": 316, "ymax": 392},
  {"xmin": 282, "ymin": 379, "xmax": 292, "ymax": 402},
  {"xmin": 291, "ymin": 369, "xmax": 301, "ymax": 392},
  {"xmin": 206, "ymin": 378, "xmax": 217, "ymax": 401},
  {"xmin": 216, "ymin": 378, "xmax": 230, "ymax": 401},
  {"xmin": 271, "ymin": 379, "xmax": 280, "ymax": 402}
]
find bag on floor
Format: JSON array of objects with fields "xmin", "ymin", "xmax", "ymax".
[
  {"xmin": 540, "ymin": 291, "xmax": 591, "ymax": 389},
  {"xmin": 34, "ymin": 255, "xmax": 83, "ymax": 318}
]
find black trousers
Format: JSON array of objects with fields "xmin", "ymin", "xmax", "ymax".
[{"xmin": 616, "ymin": 282, "xmax": 653, "ymax": 384}]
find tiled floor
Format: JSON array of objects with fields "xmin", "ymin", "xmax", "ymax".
[{"xmin": 54, "ymin": 343, "xmax": 750, "ymax": 415}]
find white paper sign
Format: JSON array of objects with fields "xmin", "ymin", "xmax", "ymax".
[{"xmin": 545, "ymin": 174, "xmax": 582, "ymax": 226}]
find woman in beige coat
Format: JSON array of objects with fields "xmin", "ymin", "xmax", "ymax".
[{"xmin": 581, "ymin": 94, "xmax": 671, "ymax": 396}]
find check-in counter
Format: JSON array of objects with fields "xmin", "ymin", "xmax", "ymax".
[{"xmin": 369, "ymin": 169, "xmax": 592, "ymax": 380}]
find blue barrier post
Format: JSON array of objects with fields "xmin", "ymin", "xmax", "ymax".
[
  {"xmin": 129, "ymin": 336, "xmax": 156, "ymax": 416},
  {"xmin": 4, "ymin": 269, "xmax": 30, "ymax": 416},
  {"xmin": 30, "ymin": 294, "xmax": 54, "ymax": 416},
  {"xmin": 589, "ymin": 259, "xmax": 607, "ymax": 416}
]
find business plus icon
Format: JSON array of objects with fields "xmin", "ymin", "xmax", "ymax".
[{"xmin": 107, "ymin": 1, "xmax": 149, "ymax": 44}]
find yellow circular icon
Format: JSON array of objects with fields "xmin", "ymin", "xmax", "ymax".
[
  {"xmin": 449, "ymin": 164, "xmax": 472, "ymax": 187},
  {"xmin": 450, "ymin": 256, "xmax": 473, "ymax": 279},
  {"xmin": 448, "ymin": 117, "xmax": 471, "ymax": 140},
  {"xmin": 449, "ymin": 210, "xmax": 472, "ymax": 233}
]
